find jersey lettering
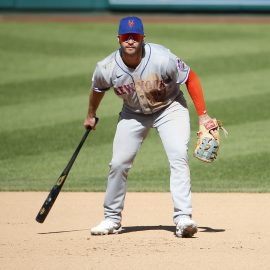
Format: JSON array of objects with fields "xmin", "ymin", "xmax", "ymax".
[
  {"xmin": 115, "ymin": 79, "xmax": 165, "ymax": 97},
  {"xmin": 115, "ymin": 83, "xmax": 135, "ymax": 95},
  {"xmin": 136, "ymin": 79, "xmax": 165, "ymax": 92}
]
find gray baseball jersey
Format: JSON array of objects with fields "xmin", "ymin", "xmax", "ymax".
[{"xmin": 92, "ymin": 43, "xmax": 190, "ymax": 114}]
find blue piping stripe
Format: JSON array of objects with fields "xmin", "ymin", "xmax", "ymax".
[
  {"xmin": 140, "ymin": 43, "xmax": 151, "ymax": 79},
  {"xmin": 114, "ymin": 50, "xmax": 135, "ymax": 85},
  {"xmin": 181, "ymin": 67, "xmax": 190, "ymax": 85}
]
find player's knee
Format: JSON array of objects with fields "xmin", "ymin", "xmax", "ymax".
[
  {"xmin": 169, "ymin": 147, "xmax": 188, "ymax": 161},
  {"xmin": 109, "ymin": 160, "xmax": 132, "ymax": 172},
  {"xmin": 169, "ymin": 151, "xmax": 189, "ymax": 170}
]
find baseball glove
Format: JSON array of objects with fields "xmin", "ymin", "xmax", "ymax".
[{"xmin": 194, "ymin": 118, "xmax": 227, "ymax": 163}]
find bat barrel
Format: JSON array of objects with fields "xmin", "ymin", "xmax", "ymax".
[{"xmin": 35, "ymin": 185, "xmax": 61, "ymax": 223}]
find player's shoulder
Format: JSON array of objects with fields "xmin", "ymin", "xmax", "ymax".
[
  {"xmin": 147, "ymin": 43, "xmax": 170, "ymax": 56},
  {"xmin": 96, "ymin": 50, "xmax": 118, "ymax": 71},
  {"xmin": 145, "ymin": 43, "xmax": 171, "ymax": 68}
]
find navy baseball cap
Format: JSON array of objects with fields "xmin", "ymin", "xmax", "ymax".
[{"xmin": 118, "ymin": 16, "xmax": 144, "ymax": 35}]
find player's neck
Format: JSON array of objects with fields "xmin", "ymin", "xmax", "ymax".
[{"xmin": 121, "ymin": 47, "xmax": 144, "ymax": 69}]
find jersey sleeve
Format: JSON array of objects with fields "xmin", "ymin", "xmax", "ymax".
[
  {"xmin": 166, "ymin": 52, "xmax": 190, "ymax": 85},
  {"xmin": 91, "ymin": 62, "xmax": 112, "ymax": 92}
]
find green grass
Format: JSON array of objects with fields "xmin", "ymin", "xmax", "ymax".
[{"xmin": 0, "ymin": 21, "xmax": 270, "ymax": 192}]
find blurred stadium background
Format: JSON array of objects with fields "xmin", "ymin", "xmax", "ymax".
[{"xmin": 1, "ymin": 0, "xmax": 270, "ymax": 12}]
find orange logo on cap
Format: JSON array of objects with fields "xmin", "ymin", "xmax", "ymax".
[{"xmin": 128, "ymin": 20, "xmax": 134, "ymax": 28}]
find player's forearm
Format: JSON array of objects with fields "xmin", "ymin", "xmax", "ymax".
[
  {"xmin": 185, "ymin": 69, "xmax": 207, "ymax": 116},
  {"xmin": 87, "ymin": 89, "xmax": 105, "ymax": 117}
]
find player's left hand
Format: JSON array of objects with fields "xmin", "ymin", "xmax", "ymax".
[{"xmin": 198, "ymin": 113, "xmax": 212, "ymax": 125}]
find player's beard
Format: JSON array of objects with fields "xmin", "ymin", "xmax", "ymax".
[
  {"xmin": 121, "ymin": 42, "xmax": 144, "ymax": 57},
  {"xmin": 120, "ymin": 42, "xmax": 144, "ymax": 69}
]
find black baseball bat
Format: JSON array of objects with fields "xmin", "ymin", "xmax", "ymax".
[{"xmin": 36, "ymin": 119, "xmax": 98, "ymax": 223}]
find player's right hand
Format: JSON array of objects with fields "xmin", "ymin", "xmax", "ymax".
[{"xmin": 84, "ymin": 116, "xmax": 98, "ymax": 130}]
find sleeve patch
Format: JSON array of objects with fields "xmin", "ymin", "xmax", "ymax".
[{"xmin": 176, "ymin": 58, "xmax": 187, "ymax": 71}]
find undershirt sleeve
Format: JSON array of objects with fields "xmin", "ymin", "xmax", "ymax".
[{"xmin": 185, "ymin": 69, "xmax": 207, "ymax": 116}]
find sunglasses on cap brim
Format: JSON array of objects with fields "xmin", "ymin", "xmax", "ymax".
[{"xmin": 119, "ymin": 33, "xmax": 144, "ymax": 43}]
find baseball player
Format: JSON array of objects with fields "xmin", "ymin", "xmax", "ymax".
[{"xmin": 84, "ymin": 16, "xmax": 214, "ymax": 238}]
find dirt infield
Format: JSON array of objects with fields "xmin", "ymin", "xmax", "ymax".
[
  {"xmin": 1, "ymin": 192, "xmax": 269, "ymax": 270},
  {"xmin": 1, "ymin": 13, "xmax": 270, "ymax": 24}
]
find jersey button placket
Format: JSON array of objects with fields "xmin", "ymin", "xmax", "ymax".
[{"xmin": 134, "ymin": 74, "xmax": 151, "ymax": 114}]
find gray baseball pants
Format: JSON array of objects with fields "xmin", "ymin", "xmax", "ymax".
[{"xmin": 103, "ymin": 100, "xmax": 192, "ymax": 225}]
